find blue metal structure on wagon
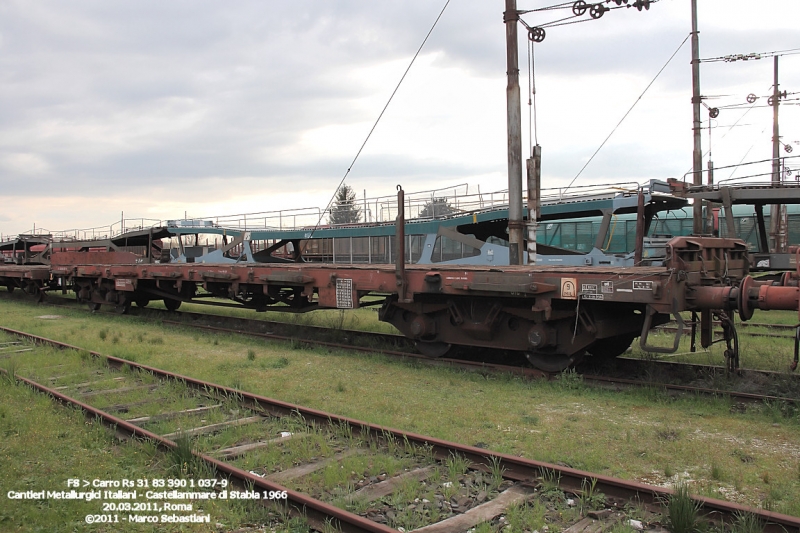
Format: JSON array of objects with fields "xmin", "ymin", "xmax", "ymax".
[
  {"xmin": 9, "ymin": 180, "xmax": 800, "ymax": 270},
  {"xmin": 162, "ymin": 179, "xmax": 687, "ymax": 267}
]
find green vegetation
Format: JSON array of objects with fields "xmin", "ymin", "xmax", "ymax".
[
  {"xmin": 629, "ymin": 310, "xmax": 800, "ymax": 373},
  {"xmin": 0, "ymin": 371, "xmax": 209, "ymax": 531},
  {"xmin": 1, "ymin": 294, "xmax": 800, "ymax": 529},
  {"xmin": 666, "ymin": 481, "xmax": 703, "ymax": 533}
]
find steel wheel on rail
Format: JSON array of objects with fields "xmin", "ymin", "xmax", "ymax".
[
  {"xmin": 87, "ymin": 301, "xmax": 101, "ymax": 311},
  {"xmin": 25, "ymin": 282, "xmax": 43, "ymax": 303},
  {"xmin": 164, "ymin": 298, "xmax": 181, "ymax": 311},
  {"xmin": 524, "ymin": 352, "xmax": 582, "ymax": 373},
  {"xmin": 414, "ymin": 340, "xmax": 451, "ymax": 358},
  {"xmin": 6, "ymin": 283, "xmax": 14, "ymax": 294},
  {"xmin": 134, "ymin": 297, "xmax": 150, "ymax": 308},
  {"xmin": 587, "ymin": 334, "xmax": 635, "ymax": 360}
]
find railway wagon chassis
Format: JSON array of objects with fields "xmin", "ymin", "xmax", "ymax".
[{"xmin": 4, "ymin": 234, "xmax": 800, "ymax": 372}]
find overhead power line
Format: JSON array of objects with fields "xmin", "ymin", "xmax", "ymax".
[
  {"xmin": 701, "ymin": 47, "xmax": 800, "ymax": 63},
  {"xmin": 306, "ymin": 0, "xmax": 452, "ymax": 239},
  {"xmin": 564, "ymin": 32, "xmax": 690, "ymax": 191}
]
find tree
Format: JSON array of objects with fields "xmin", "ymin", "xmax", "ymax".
[
  {"xmin": 329, "ymin": 184, "xmax": 362, "ymax": 225},
  {"xmin": 419, "ymin": 197, "xmax": 456, "ymax": 219}
]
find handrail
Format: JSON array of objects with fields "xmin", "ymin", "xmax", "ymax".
[{"xmin": 1, "ymin": 179, "xmax": 678, "ymax": 242}]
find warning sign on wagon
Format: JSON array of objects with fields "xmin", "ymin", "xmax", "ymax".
[
  {"xmin": 560, "ymin": 278, "xmax": 577, "ymax": 299},
  {"xmin": 335, "ymin": 278, "xmax": 354, "ymax": 309}
]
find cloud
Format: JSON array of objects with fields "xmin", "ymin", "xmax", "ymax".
[{"xmin": 0, "ymin": 0, "xmax": 798, "ymax": 235}]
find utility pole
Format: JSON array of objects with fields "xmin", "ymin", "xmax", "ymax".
[
  {"xmin": 505, "ymin": 0, "xmax": 524, "ymax": 265},
  {"xmin": 690, "ymin": 0, "xmax": 703, "ymax": 234},
  {"xmin": 769, "ymin": 55, "xmax": 781, "ymax": 252}
]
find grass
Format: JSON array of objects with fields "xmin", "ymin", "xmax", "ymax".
[
  {"xmin": 731, "ymin": 511, "xmax": 765, "ymax": 533},
  {"xmin": 577, "ymin": 478, "xmax": 605, "ymax": 515},
  {"xmin": 0, "ymin": 369, "xmax": 249, "ymax": 532},
  {"xmin": 666, "ymin": 481, "xmax": 703, "ymax": 533},
  {"xmin": 2, "ymin": 295, "xmax": 800, "ymax": 521},
  {"xmin": 505, "ymin": 500, "xmax": 547, "ymax": 532},
  {"xmin": 628, "ymin": 309, "xmax": 800, "ymax": 372},
  {"xmin": 446, "ymin": 453, "xmax": 470, "ymax": 483}
]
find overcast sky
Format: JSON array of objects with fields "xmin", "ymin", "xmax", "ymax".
[{"xmin": 1, "ymin": 0, "xmax": 798, "ymax": 236}]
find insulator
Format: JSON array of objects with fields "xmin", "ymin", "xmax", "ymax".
[
  {"xmin": 709, "ymin": 108, "xmax": 720, "ymax": 119},
  {"xmin": 787, "ymin": 145, "xmax": 794, "ymax": 154},
  {"xmin": 746, "ymin": 93, "xmax": 757, "ymax": 104},
  {"xmin": 572, "ymin": 0, "xmax": 588, "ymax": 16},
  {"xmin": 589, "ymin": 3, "xmax": 608, "ymax": 18},
  {"xmin": 528, "ymin": 27, "xmax": 546, "ymax": 43}
]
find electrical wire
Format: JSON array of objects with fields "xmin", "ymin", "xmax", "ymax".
[
  {"xmin": 306, "ymin": 0, "xmax": 451, "ymax": 238},
  {"xmin": 564, "ymin": 32, "xmax": 690, "ymax": 192},
  {"xmin": 527, "ymin": 38, "xmax": 539, "ymax": 148},
  {"xmin": 521, "ymin": 0, "xmax": 661, "ymax": 30},
  {"xmin": 726, "ymin": 127, "xmax": 769, "ymax": 181},
  {"xmin": 701, "ymin": 47, "xmax": 800, "ymax": 63}
]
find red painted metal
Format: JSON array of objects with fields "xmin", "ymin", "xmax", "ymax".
[
  {"xmin": 0, "ymin": 265, "xmax": 51, "ymax": 280},
  {"xmin": 51, "ymin": 251, "xmax": 137, "ymax": 266},
  {"xmin": 6, "ymin": 235, "xmax": 800, "ymax": 362}
]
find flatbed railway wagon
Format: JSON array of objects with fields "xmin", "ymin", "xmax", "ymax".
[{"xmin": 3, "ymin": 228, "xmax": 800, "ymax": 372}]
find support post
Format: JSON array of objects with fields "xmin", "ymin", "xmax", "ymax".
[
  {"xmin": 594, "ymin": 212, "xmax": 613, "ymax": 251},
  {"xmin": 700, "ymin": 309, "xmax": 712, "ymax": 348},
  {"xmin": 706, "ymin": 160, "xmax": 715, "ymax": 234},
  {"xmin": 505, "ymin": 0, "xmax": 524, "ymax": 265},
  {"xmin": 770, "ymin": 55, "xmax": 782, "ymax": 252},
  {"xmin": 634, "ymin": 188, "xmax": 645, "ymax": 265},
  {"xmin": 526, "ymin": 145, "xmax": 541, "ymax": 264},
  {"xmin": 690, "ymin": 0, "xmax": 703, "ymax": 235},
  {"xmin": 755, "ymin": 204, "xmax": 769, "ymax": 253},
  {"xmin": 721, "ymin": 187, "xmax": 736, "ymax": 237},
  {"xmin": 395, "ymin": 186, "xmax": 410, "ymax": 303}
]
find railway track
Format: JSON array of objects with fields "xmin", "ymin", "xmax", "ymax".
[
  {"xmin": 2, "ymin": 325, "xmax": 799, "ymax": 533},
  {"xmin": 5, "ymin": 292, "xmax": 800, "ymax": 405}
]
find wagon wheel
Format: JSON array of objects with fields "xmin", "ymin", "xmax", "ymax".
[
  {"xmin": 164, "ymin": 298, "xmax": 182, "ymax": 311},
  {"xmin": 87, "ymin": 301, "xmax": 101, "ymax": 312},
  {"xmin": 25, "ymin": 282, "xmax": 44, "ymax": 303},
  {"xmin": 6, "ymin": 283, "xmax": 15, "ymax": 294},
  {"xmin": 587, "ymin": 334, "xmax": 635, "ymax": 359},
  {"xmin": 524, "ymin": 352, "xmax": 581, "ymax": 373},
  {"xmin": 115, "ymin": 297, "xmax": 131, "ymax": 315},
  {"xmin": 134, "ymin": 297, "xmax": 150, "ymax": 308},
  {"xmin": 414, "ymin": 340, "xmax": 451, "ymax": 358}
]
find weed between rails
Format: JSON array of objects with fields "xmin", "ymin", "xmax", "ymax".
[
  {"xmin": 665, "ymin": 482, "xmax": 703, "ymax": 533},
  {"xmin": 169, "ymin": 432, "xmax": 201, "ymax": 477},
  {"xmin": 577, "ymin": 478, "xmax": 605, "ymax": 515},
  {"xmin": 1, "ymin": 360, "xmax": 19, "ymax": 385},
  {"xmin": 730, "ymin": 511, "xmax": 765, "ymax": 533}
]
